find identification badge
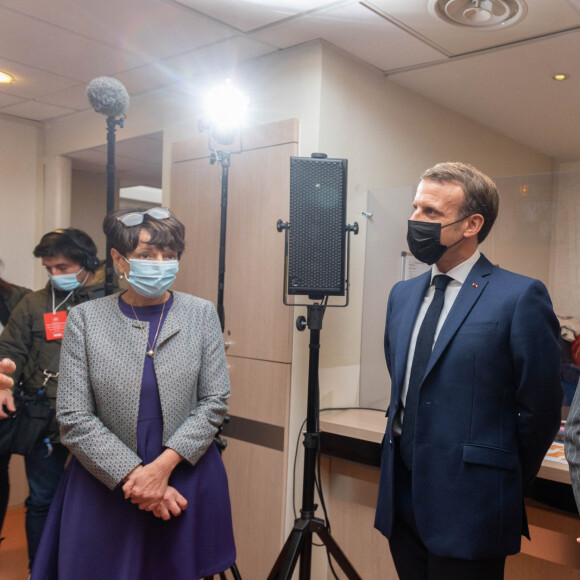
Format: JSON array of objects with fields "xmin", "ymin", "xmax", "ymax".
[{"xmin": 44, "ymin": 311, "xmax": 67, "ymax": 341}]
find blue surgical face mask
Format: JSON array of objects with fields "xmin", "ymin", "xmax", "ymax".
[
  {"xmin": 49, "ymin": 267, "xmax": 86, "ymax": 292},
  {"xmin": 123, "ymin": 258, "xmax": 179, "ymax": 298}
]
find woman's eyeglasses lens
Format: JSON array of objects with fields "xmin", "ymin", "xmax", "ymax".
[{"xmin": 117, "ymin": 207, "xmax": 171, "ymax": 227}]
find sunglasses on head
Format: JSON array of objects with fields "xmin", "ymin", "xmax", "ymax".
[{"xmin": 116, "ymin": 207, "xmax": 171, "ymax": 227}]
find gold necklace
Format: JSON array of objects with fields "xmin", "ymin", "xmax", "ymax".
[{"xmin": 129, "ymin": 299, "xmax": 167, "ymax": 358}]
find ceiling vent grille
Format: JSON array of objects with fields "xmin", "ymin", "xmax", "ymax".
[{"xmin": 429, "ymin": 0, "xmax": 527, "ymax": 29}]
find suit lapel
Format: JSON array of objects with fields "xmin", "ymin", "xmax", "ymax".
[{"xmin": 425, "ymin": 254, "xmax": 494, "ymax": 377}]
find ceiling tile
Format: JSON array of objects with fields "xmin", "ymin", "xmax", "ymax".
[
  {"xmin": 389, "ymin": 31, "xmax": 580, "ymax": 158},
  {"xmin": 172, "ymin": 0, "xmax": 343, "ymax": 32},
  {"xmin": 0, "ymin": 9, "xmax": 146, "ymax": 81},
  {"xmin": 0, "ymin": 100, "xmax": 76, "ymax": 121},
  {"xmin": 37, "ymin": 84, "xmax": 95, "ymax": 112},
  {"xmin": 111, "ymin": 65, "xmax": 182, "ymax": 96},
  {"xmin": 554, "ymin": 0, "xmax": 580, "ymax": 15},
  {"xmin": 2, "ymin": 0, "xmax": 235, "ymax": 61},
  {"xmin": 0, "ymin": 93, "xmax": 24, "ymax": 108},
  {"xmin": 0, "ymin": 59, "xmax": 79, "ymax": 99},
  {"xmin": 161, "ymin": 36, "xmax": 278, "ymax": 88},
  {"xmin": 250, "ymin": 2, "xmax": 445, "ymax": 71},
  {"xmin": 365, "ymin": 0, "xmax": 580, "ymax": 57}
]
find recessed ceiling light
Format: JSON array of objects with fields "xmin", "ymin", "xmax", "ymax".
[
  {"xmin": 0, "ymin": 71, "xmax": 14, "ymax": 84},
  {"xmin": 552, "ymin": 73, "xmax": 569, "ymax": 81}
]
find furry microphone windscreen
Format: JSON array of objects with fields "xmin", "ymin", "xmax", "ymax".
[{"xmin": 87, "ymin": 77, "xmax": 130, "ymax": 117}]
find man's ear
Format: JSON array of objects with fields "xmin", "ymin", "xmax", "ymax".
[{"xmin": 464, "ymin": 213, "xmax": 484, "ymax": 239}]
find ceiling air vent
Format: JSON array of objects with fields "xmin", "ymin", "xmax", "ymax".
[{"xmin": 429, "ymin": 0, "xmax": 527, "ymax": 29}]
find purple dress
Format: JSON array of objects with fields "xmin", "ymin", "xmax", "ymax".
[{"xmin": 31, "ymin": 296, "xmax": 236, "ymax": 579}]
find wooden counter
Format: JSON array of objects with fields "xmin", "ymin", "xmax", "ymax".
[
  {"xmin": 318, "ymin": 409, "xmax": 580, "ymax": 578},
  {"xmin": 319, "ymin": 408, "xmax": 571, "ymax": 485}
]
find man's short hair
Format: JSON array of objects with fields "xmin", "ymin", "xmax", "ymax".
[
  {"xmin": 33, "ymin": 228, "xmax": 99, "ymax": 271},
  {"xmin": 420, "ymin": 162, "xmax": 500, "ymax": 243}
]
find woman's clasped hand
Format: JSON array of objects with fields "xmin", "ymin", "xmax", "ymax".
[{"xmin": 122, "ymin": 449, "xmax": 187, "ymax": 520}]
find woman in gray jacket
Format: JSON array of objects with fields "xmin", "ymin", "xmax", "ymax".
[{"xmin": 32, "ymin": 207, "xmax": 236, "ymax": 580}]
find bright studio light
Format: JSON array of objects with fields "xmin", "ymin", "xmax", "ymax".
[{"xmin": 201, "ymin": 80, "xmax": 248, "ymax": 144}]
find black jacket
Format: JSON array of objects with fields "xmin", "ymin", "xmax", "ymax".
[
  {"xmin": 0, "ymin": 282, "xmax": 31, "ymax": 326},
  {"xmin": 0, "ymin": 264, "xmax": 114, "ymax": 439}
]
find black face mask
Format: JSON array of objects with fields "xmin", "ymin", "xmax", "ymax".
[{"xmin": 407, "ymin": 216, "xmax": 468, "ymax": 265}]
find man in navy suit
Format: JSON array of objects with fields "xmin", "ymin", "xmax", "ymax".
[{"xmin": 374, "ymin": 162, "xmax": 562, "ymax": 579}]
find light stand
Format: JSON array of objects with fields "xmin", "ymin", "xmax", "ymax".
[
  {"xmin": 105, "ymin": 114, "xmax": 125, "ymax": 296},
  {"xmin": 199, "ymin": 80, "xmax": 248, "ymax": 329},
  {"xmin": 211, "ymin": 148, "xmax": 231, "ymax": 332},
  {"xmin": 269, "ymin": 221, "xmax": 360, "ymax": 580},
  {"xmin": 199, "ymin": 80, "xmax": 247, "ymax": 578},
  {"xmin": 202, "ymin": 144, "xmax": 241, "ymax": 579}
]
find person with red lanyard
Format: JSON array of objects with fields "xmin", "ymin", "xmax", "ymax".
[{"xmin": 0, "ymin": 228, "xmax": 112, "ymax": 571}]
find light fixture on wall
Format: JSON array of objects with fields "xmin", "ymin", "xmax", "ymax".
[
  {"xmin": 0, "ymin": 71, "xmax": 14, "ymax": 84},
  {"xmin": 429, "ymin": 0, "xmax": 527, "ymax": 29},
  {"xmin": 552, "ymin": 73, "xmax": 569, "ymax": 81},
  {"xmin": 198, "ymin": 80, "xmax": 248, "ymax": 333}
]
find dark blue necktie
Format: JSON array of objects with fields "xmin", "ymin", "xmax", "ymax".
[{"xmin": 400, "ymin": 274, "xmax": 452, "ymax": 469}]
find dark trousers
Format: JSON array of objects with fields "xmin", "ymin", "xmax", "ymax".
[
  {"xmin": 389, "ymin": 438, "xmax": 506, "ymax": 580},
  {"xmin": 0, "ymin": 452, "xmax": 9, "ymax": 537},
  {"xmin": 0, "ymin": 441, "xmax": 68, "ymax": 569}
]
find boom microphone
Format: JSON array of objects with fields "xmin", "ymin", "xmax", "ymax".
[{"xmin": 86, "ymin": 77, "xmax": 130, "ymax": 117}]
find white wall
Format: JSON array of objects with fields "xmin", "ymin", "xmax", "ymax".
[
  {"xmin": 0, "ymin": 114, "xmax": 43, "ymax": 290},
  {"xmin": 315, "ymin": 45, "xmax": 553, "ymax": 410},
  {"xmin": 70, "ymin": 170, "xmax": 110, "ymax": 259}
]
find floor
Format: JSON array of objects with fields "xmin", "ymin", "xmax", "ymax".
[{"xmin": 0, "ymin": 507, "xmax": 29, "ymax": 580}]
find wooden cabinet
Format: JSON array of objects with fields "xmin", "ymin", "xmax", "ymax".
[
  {"xmin": 223, "ymin": 143, "xmax": 294, "ymax": 363},
  {"xmin": 172, "ymin": 120, "xmax": 296, "ymax": 363},
  {"xmin": 170, "ymin": 155, "xmax": 221, "ymax": 303},
  {"xmin": 223, "ymin": 356, "xmax": 292, "ymax": 579}
]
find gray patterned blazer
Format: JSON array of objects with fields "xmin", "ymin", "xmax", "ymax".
[
  {"xmin": 57, "ymin": 291, "xmax": 230, "ymax": 490},
  {"xmin": 565, "ymin": 381, "xmax": 580, "ymax": 512}
]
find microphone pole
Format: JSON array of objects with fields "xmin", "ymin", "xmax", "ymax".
[
  {"xmin": 105, "ymin": 114, "xmax": 125, "ymax": 295},
  {"xmin": 86, "ymin": 76, "xmax": 130, "ymax": 296}
]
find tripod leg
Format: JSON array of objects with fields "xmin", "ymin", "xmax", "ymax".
[
  {"xmin": 203, "ymin": 561, "xmax": 242, "ymax": 580},
  {"xmin": 298, "ymin": 535, "xmax": 312, "ymax": 580},
  {"xmin": 311, "ymin": 520, "xmax": 362, "ymax": 580},
  {"xmin": 267, "ymin": 519, "xmax": 310, "ymax": 580}
]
